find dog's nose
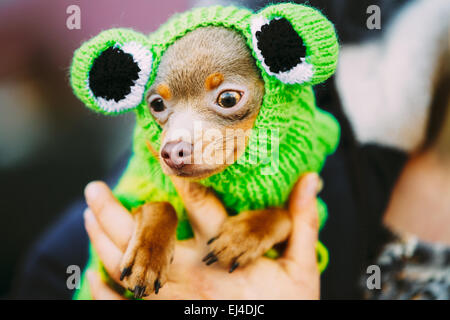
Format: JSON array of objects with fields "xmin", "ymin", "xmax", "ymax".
[{"xmin": 161, "ymin": 141, "xmax": 193, "ymax": 169}]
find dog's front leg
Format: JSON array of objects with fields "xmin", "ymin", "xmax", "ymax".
[
  {"xmin": 203, "ymin": 209, "xmax": 292, "ymax": 272},
  {"xmin": 119, "ymin": 202, "xmax": 177, "ymax": 298}
]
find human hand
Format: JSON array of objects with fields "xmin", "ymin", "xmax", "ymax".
[
  {"xmin": 84, "ymin": 173, "xmax": 322, "ymax": 299},
  {"xmin": 383, "ymin": 150, "xmax": 450, "ymax": 244}
]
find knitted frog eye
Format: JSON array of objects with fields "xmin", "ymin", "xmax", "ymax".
[
  {"xmin": 250, "ymin": 3, "xmax": 339, "ymax": 86},
  {"xmin": 70, "ymin": 29, "xmax": 153, "ymax": 115}
]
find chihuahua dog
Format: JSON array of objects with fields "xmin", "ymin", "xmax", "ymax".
[
  {"xmin": 119, "ymin": 27, "xmax": 292, "ymax": 297},
  {"xmin": 71, "ymin": 4, "xmax": 340, "ymax": 299}
]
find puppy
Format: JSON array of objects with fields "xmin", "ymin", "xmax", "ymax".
[
  {"xmin": 119, "ymin": 27, "xmax": 292, "ymax": 297},
  {"xmin": 70, "ymin": 4, "xmax": 340, "ymax": 299}
]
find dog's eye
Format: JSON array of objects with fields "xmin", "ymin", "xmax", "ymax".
[
  {"xmin": 150, "ymin": 98, "xmax": 165, "ymax": 112},
  {"xmin": 217, "ymin": 91, "xmax": 242, "ymax": 108}
]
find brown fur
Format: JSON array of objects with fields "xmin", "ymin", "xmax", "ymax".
[
  {"xmin": 150, "ymin": 26, "xmax": 266, "ymax": 178},
  {"xmin": 146, "ymin": 27, "xmax": 265, "ymax": 179},
  {"xmin": 152, "ymin": 27, "xmax": 262, "ymax": 100},
  {"xmin": 120, "ymin": 202, "xmax": 177, "ymax": 297},
  {"xmin": 205, "ymin": 72, "xmax": 224, "ymax": 90},
  {"xmin": 156, "ymin": 83, "xmax": 172, "ymax": 101},
  {"xmin": 206, "ymin": 209, "xmax": 292, "ymax": 268}
]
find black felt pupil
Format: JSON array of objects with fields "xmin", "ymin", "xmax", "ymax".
[
  {"xmin": 218, "ymin": 91, "xmax": 240, "ymax": 108},
  {"xmin": 150, "ymin": 98, "xmax": 165, "ymax": 112},
  {"xmin": 255, "ymin": 18, "xmax": 306, "ymax": 73},
  {"xmin": 89, "ymin": 47, "xmax": 140, "ymax": 102}
]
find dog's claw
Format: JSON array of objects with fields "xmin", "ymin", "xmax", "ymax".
[
  {"xmin": 202, "ymin": 252, "xmax": 215, "ymax": 262},
  {"xmin": 154, "ymin": 279, "xmax": 161, "ymax": 294},
  {"xmin": 206, "ymin": 256, "xmax": 218, "ymax": 266},
  {"xmin": 203, "ymin": 251, "xmax": 219, "ymax": 265},
  {"xmin": 134, "ymin": 285, "xmax": 146, "ymax": 299},
  {"xmin": 229, "ymin": 261, "xmax": 239, "ymax": 273},
  {"xmin": 133, "ymin": 285, "xmax": 140, "ymax": 298},
  {"xmin": 120, "ymin": 267, "xmax": 132, "ymax": 281}
]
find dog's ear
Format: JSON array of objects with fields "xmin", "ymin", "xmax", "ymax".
[
  {"xmin": 70, "ymin": 29, "xmax": 153, "ymax": 115},
  {"xmin": 249, "ymin": 3, "xmax": 338, "ymax": 86}
]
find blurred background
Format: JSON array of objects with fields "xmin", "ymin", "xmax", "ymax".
[
  {"xmin": 0, "ymin": 0, "xmax": 448, "ymax": 299},
  {"xmin": 0, "ymin": 0, "xmax": 189, "ymax": 298}
]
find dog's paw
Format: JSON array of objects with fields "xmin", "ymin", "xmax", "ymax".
[
  {"xmin": 119, "ymin": 240, "xmax": 173, "ymax": 298},
  {"xmin": 119, "ymin": 202, "xmax": 177, "ymax": 298},
  {"xmin": 203, "ymin": 209, "xmax": 291, "ymax": 272}
]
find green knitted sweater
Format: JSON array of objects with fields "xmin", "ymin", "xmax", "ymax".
[{"xmin": 70, "ymin": 4, "xmax": 339, "ymax": 299}]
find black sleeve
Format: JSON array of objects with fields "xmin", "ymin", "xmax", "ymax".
[
  {"xmin": 10, "ymin": 151, "xmax": 131, "ymax": 299},
  {"xmin": 9, "ymin": 200, "xmax": 89, "ymax": 299}
]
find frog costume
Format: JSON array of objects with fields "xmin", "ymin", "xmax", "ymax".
[{"xmin": 70, "ymin": 3, "xmax": 340, "ymax": 299}]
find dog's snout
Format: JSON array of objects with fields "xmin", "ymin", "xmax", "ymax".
[{"xmin": 161, "ymin": 141, "xmax": 193, "ymax": 169}]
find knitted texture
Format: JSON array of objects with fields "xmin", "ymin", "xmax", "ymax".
[
  {"xmin": 70, "ymin": 4, "xmax": 340, "ymax": 299},
  {"xmin": 70, "ymin": 29, "xmax": 154, "ymax": 114},
  {"xmin": 255, "ymin": 17, "xmax": 307, "ymax": 73},
  {"xmin": 89, "ymin": 47, "xmax": 141, "ymax": 102}
]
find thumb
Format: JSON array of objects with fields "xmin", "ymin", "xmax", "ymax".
[{"xmin": 283, "ymin": 173, "xmax": 321, "ymax": 274}]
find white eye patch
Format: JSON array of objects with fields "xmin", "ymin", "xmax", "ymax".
[{"xmin": 88, "ymin": 41, "xmax": 153, "ymax": 113}]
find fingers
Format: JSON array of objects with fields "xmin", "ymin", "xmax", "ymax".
[
  {"xmin": 282, "ymin": 173, "xmax": 321, "ymax": 275},
  {"xmin": 87, "ymin": 271, "xmax": 125, "ymax": 300},
  {"xmin": 84, "ymin": 208, "xmax": 123, "ymax": 283},
  {"xmin": 171, "ymin": 177, "xmax": 227, "ymax": 244},
  {"xmin": 85, "ymin": 181, "xmax": 134, "ymax": 252}
]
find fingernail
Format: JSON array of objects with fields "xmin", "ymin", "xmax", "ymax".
[
  {"xmin": 302, "ymin": 173, "xmax": 320, "ymax": 198},
  {"xmin": 291, "ymin": 173, "xmax": 319, "ymax": 209},
  {"xmin": 85, "ymin": 181, "xmax": 102, "ymax": 200},
  {"xmin": 83, "ymin": 208, "xmax": 94, "ymax": 223},
  {"xmin": 317, "ymin": 177, "xmax": 324, "ymax": 194}
]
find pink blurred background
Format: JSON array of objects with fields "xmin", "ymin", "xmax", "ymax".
[{"xmin": 0, "ymin": 0, "xmax": 189, "ymax": 297}]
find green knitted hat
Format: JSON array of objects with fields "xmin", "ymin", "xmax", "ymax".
[
  {"xmin": 70, "ymin": 2, "xmax": 339, "ymax": 212},
  {"xmin": 71, "ymin": 4, "xmax": 338, "ymax": 112},
  {"xmin": 70, "ymin": 4, "xmax": 339, "ymax": 294}
]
